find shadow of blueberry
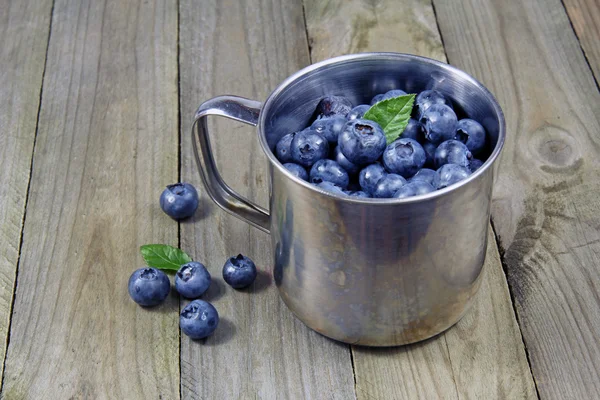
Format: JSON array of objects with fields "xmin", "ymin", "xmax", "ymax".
[
  {"xmin": 199, "ymin": 317, "xmax": 235, "ymax": 346},
  {"xmin": 201, "ymin": 278, "xmax": 226, "ymax": 302},
  {"xmin": 238, "ymin": 269, "xmax": 271, "ymax": 294}
]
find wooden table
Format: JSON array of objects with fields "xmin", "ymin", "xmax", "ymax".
[{"xmin": 1, "ymin": 0, "xmax": 599, "ymax": 398}]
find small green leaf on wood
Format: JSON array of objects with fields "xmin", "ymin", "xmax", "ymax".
[
  {"xmin": 140, "ymin": 244, "xmax": 192, "ymax": 271},
  {"xmin": 363, "ymin": 94, "xmax": 416, "ymax": 144}
]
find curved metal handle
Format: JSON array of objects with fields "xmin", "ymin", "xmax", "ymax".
[{"xmin": 192, "ymin": 95, "xmax": 270, "ymax": 233}]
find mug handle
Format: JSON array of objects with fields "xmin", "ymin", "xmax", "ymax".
[{"xmin": 192, "ymin": 95, "xmax": 270, "ymax": 233}]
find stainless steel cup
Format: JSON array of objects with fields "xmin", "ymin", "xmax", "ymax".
[{"xmin": 192, "ymin": 53, "xmax": 505, "ymax": 346}]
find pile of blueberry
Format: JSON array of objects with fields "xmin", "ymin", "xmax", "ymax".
[
  {"xmin": 275, "ymin": 89, "xmax": 488, "ymax": 198},
  {"xmin": 128, "ymin": 183, "xmax": 258, "ymax": 340}
]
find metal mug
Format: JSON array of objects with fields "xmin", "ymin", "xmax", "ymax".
[{"xmin": 192, "ymin": 53, "xmax": 505, "ymax": 346}]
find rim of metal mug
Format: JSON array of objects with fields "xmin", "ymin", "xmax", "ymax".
[{"xmin": 257, "ymin": 52, "xmax": 506, "ymax": 204}]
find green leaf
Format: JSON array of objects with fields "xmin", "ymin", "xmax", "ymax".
[
  {"xmin": 363, "ymin": 94, "xmax": 416, "ymax": 144},
  {"xmin": 140, "ymin": 244, "xmax": 193, "ymax": 271}
]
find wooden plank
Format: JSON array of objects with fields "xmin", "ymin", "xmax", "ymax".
[
  {"xmin": 1, "ymin": 0, "xmax": 180, "ymax": 398},
  {"xmin": 563, "ymin": 0, "xmax": 600, "ymax": 82},
  {"xmin": 433, "ymin": 0, "xmax": 600, "ymax": 398},
  {"xmin": 0, "ymin": 0, "xmax": 53, "ymax": 381},
  {"xmin": 303, "ymin": 0, "xmax": 536, "ymax": 398},
  {"xmin": 303, "ymin": 0, "xmax": 446, "ymax": 63},
  {"xmin": 178, "ymin": 0, "xmax": 356, "ymax": 399}
]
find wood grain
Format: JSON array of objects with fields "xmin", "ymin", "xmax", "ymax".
[
  {"xmin": 1, "ymin": 0, "xmax": 180, "ymax": 398},
  {"xmin": 304, "ymin": 0, "xmax": 536, "ymax": 398},
  {"xmin": 563, "ymin": 0, "xmax": 600, "ymax": 81},
  {"xmin": 178, "ymin": 0, "xmax": 356, "ymax": 398},
  {"xmin": 434, "ymin": 0, "xmax": 600, "ymax": 398},
  {"xmin": 0, "ymin": 0, "xmax": 53, "ymax": 381},
  {"xmin": 303, "ymin": 0, "xmax": 446, "ymax": 62}
]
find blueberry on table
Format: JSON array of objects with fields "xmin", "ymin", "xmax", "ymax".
[
  {"xmin": 223, "ymin": 254, "xmax": 257, "ymax": 289},
  {"xmin": 410, "ymin": 168, "xmax": 440, "ymax": 188},
  {"xmin": 401, "ymin": 118, "xmax": 423, "ymax": 142},
  {"xmin": 347, "ymin": 104, "xmax": 370, "ymax": 121},
  {"xmin": 316, "ymin": 96, "xmax": 353, "ymax": 118},
  {"xmin": 469, "ymin": 158, "xmax": 484, "ymax": 172},
  {"xmin": 382, "ymin": 138, "xmax": 426, "ymax": 178},
  {"xmin": 415, "ymin": 90, "xmax": 452, "ymax": 116},
  {"xmin": 128, "ymin": 267, "xmax": 170, "ymax": 307},
  {"xmin": 310, "ymin": 159, "xmax": 350, "ymax": 189},
  {"xmin": 434, "ymin": 140, "xmax": 472, "ymax": 168},
  {"xmin": 420, "ymin": 104, "xmax": 457, "ymax": 145},
  {"xmin": 359, "ymin": 163, "xmax": 387, "ymax": 195},
  {"xmin": 160, "ymin": 183, "xmax": 199, "ymax": 220},
  {"xmin": 436, "ymin": 164, "xmax": 471, "ymax": 189},
  {"xmin": 290, "ymin": 128, "xmax": 329, "ymax": 168},
  {"xmin": 175, "ymin": 262, "xmax": 211, "ymax": 299},
  {"xmin": 455, "ymin": 118, "xmax": 487, "ymax": 157},
  {"xmin": 422, "ymin": 141, "xmax": 437, "ymax": 168},
  {"xmin": 315, "ymin": 181, "xmax": 345, "ymax": 194},
  {"xmin": 333, "ymin": 146, "xmax": 360, "ymax": 175},
  {"xmin": 338, "ymin": 119, "xmax": 387, "ymax": 165},
  {"xmin": 180, "ymin": 300, "xmax": 219, "ymax": 340},
  {"xmin": 283, "ymin": 163, "xmax": 309, "ymax": 181},
  {"xmin": 311, "ymin": 116, "xmax": 347, "ymax": 144},
  {"xmin": 393, "ymin": 181, "xmax": 435, "ymax": 198},
  {"xmin": 372, "ymin": 174, "xmax": 407, "ymax": 198},
  {"xmin": 275, "ymin": 132, "xmax": 296, "ymax": 163},
  {"xmin": 370, "ymin": 94, "xmax": 386, "ymax": 105}
]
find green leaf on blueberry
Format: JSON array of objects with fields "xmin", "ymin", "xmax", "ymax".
[
  {"xmin": 363, "ymin": 94, "xmax": 416, "ymax": 145},
  {"xmin": 140, "ymin": 244, "xmax": 192, "ymax": 271}
]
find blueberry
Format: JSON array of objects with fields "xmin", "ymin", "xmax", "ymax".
[
  {"xmin": 420, "ymin": 104, "xmax": 458, "ymax": 145},
  {"xmin": 434, "ymin": 140, "xmax": 471, "ymax": 168},
  {"xmin": 422, "ymin": 141, "xmax": 437, "ymax": 168},
  {"xmin": 384, "ymin": 89, "xmax": 407, "ymax": 98},
  {"xmin": 347, "ymin": 105, "xmax": 370, "ymax": 121},
  {"xmin": 371, "ymin": 89, "xmax": 407, "ymax": 105},
  {"xmin": 401, "ymin": 118, "xmax": 423, "ymax": 141},
  {"xmin": 311, "ymin": 116, "xmax": 347, "ymax": 144},
  {"xmin": 310, "ymin": 159, "xmax": 350, "ymax": 188},
  {"xmin": 290, "ymin": 128, "xmax": 329, "ymax": 168},
  {"xmin": 128, "ymin": 267, "xmax": 170, "ymax": 307},
  {"xmin": 338, "ymin": 119, "xmax": 387, "ymax": 165},
  {"xmin": 333, "ymin": 146, "xmax": 360, "ymax": 175},
  {"xmin": 175, "ymin": 262, "xmax": 211, "ymax": 299},
  {"xmin": 222, "ymin": 254, "xmax": 257, "ymax": 289},
  {"xmin": 344, "ymin": 190, "xmax": 371, "ymax": 198},
  {"xmin": 316, "ymin": 96, "xmax": 353, "ymax": 117},
  {"xmin": 373, "ymin": 174, "xmax": 407, "ymax": 198},
  {"xmin": 455, "ymin": 118, "xmax": 486, "ymax": 156},
  {"xmin": 160, "ymin": 183, "xmax": 199, "ymax": 220},
  {"xmin": 415, "ymin": 90, "xmax": 452, "ymax": 116},
  {"xmin": 393, "ymin": 181, "xmax": 436, "ymax": 198},
  {"xmin": 382, "ymin": 138, "xmax": 426, "ymax": 178},
  {"xmin": 410, "ymin": 168, "xmax": 440, "ymax": 188},
  {"xmin": 437, "ymin": 164, "xmax": 471, "ymax": 189},
  {"xmin": 283, "ymin": 163, "xmax": 309, "ymax": 181},
  {"xmin": 370, "ymin": 94, "xmax": 386, "ymax": 105},
  {"xmin": 359, "ymin": 163, "xmax": 387, "ymax": 195},
  {"xmin": 180, "ymin": 300, "xmax": 219, "ymax": 340},
  {"xmin": 275, "ymin": 132, "xmax": 295, "ymax": 163},
  {"xmin": 315, "ymin": 181, "xmax": 345, "ymax": 194},
  {"xmin": 469, "ymin": 158, "xmax": 484, "ymax": 172}
]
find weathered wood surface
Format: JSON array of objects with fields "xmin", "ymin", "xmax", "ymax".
[
  {"xmin": 1, "ymin": 0, "xmax": 180, "ymax": 398},
  {"xmin": 178, "ymin": 0, "xmax": 356, "ymax": 398},
  {"xmin": 303, "ymin": 0, "xmax": 536, "ymax": 399},
  {"xmin": 563, "ymin": 0, "xmax": 600, "ymax": 81},
  {"xmin": 0, "ymin": 0, "xmax": 53, "ymax": 381},
  {"xmin": 434, "ymin": 0, "xmax": 600, "ymax": 398}
]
